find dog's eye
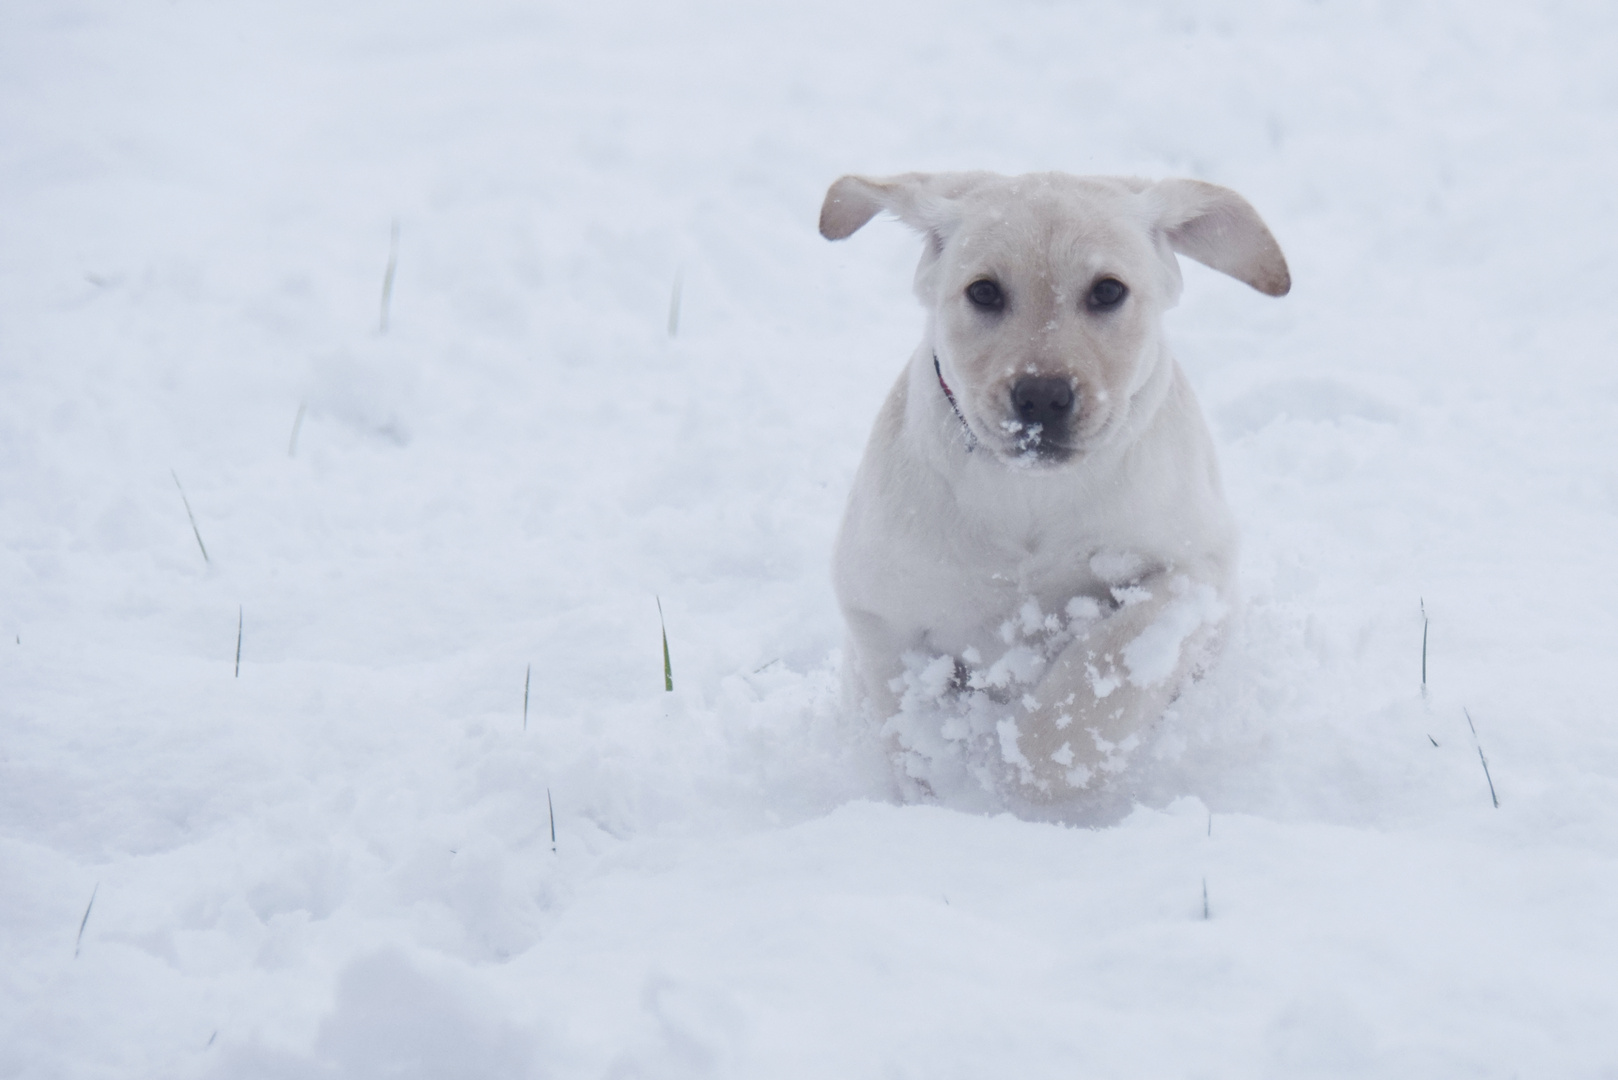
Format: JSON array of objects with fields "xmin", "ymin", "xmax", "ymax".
[
  {"xmin": 966, "ymin": 279, "xmax": 1004, "ymax": 311},
  {"xmin": 1088, "ymin": 278, "xmax": 1128, "ymax": 310}
]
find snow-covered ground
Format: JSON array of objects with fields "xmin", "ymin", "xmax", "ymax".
[{"xmin": 5, "ymin": 0, "xmax": 1618, "ymax": 1075}]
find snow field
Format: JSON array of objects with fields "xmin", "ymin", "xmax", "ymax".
[{"xmin": 4, "ymin": 0, "xmax": 1618, "ymax": 1075}]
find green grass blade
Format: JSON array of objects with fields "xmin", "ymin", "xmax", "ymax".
[{"xmin": 657, "ymin": 597, "xmax": 673, "ymax": 692}]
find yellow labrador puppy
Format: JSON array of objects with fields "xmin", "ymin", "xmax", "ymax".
[{"xmin": 821, "ymin": 171, "xmax": 1289, "ymax": 803}]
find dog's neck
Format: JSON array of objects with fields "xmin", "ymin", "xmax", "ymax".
[{"xmin": 932, "ymin": 353, "xmax": 977, "ymax": 452}]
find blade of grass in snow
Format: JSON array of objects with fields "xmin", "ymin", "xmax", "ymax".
[
  {"xmin": 1421, "ymin": 599, "xmax": 1439, "ymax": 746},
  {"xmin": 657, "ymin": 596, "xmax": 673, "ymax": 692},
  {"xmin": 287, "ymin": 402, "xmax": 306, "ymax": 458},
  {"xmin": 667, "ymin": 270, "xmax": 683, "ymax": 337},
  {"xmin": 234, "ymin": 606, "xmax": 243, "ymax": 678},
  {"xmin": 547, "ymin": 788, "xmax": 556, "ymax": 853},
  {"xmin": 523, "ymin": 664, "xmax": 531, "ymax": 731},
  {"xmin": 379, "ymin": 218, "xmax": 399, "ymax": 334},
  {"xmin": 74, "ymin": 884, "xmax": 97, "ymax": 959},
  {"xmin": 170, "ymin": 470, "xmax": 209, "ymax": 564},
  {"xmin": 1464, "ymin": 707, "xmax": 1501, "ymax": 808},
  {"xmin": 1420, "ymin": 598, "xmax": 1429, "ymax": 693}
]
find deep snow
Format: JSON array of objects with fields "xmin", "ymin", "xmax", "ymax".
[{"xmin": 4, "ymin": 0, "xmax": 1618, "ymax": 1076}]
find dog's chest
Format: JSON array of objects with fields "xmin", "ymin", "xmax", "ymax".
[{"xmin": 887, "ymin": 483, "xmax": 1121, "ymax": 651}]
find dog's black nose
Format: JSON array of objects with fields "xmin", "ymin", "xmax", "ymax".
[{"xmin": 1011, "ymin": 377, "xmax": 1075, "ymax": 430}]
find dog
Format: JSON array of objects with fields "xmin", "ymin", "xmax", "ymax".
[{"xmin": 820, "ymin": 171, "xmax": 1289, "ymax": 803}]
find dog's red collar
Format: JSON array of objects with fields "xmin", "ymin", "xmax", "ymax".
[{"xmin": 934, "ymin": 353, "xmax": 978, "ymax": 452}]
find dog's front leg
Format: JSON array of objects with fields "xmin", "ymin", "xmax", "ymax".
[
  {"xmin": 1003, "ymin": 574, "xmax": 1227, "ymax": 796},
  {"xmin": 840, "ymin": 605, "xmax": 911, "ymax": 720}
]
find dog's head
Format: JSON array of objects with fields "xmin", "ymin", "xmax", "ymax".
[{"xmin": 821, "ymin": 171, "xmax": 1289, "ymax": 465}]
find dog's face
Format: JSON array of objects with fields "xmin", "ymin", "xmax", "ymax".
[
  {"xmin": 821, "ymin": 171, "xmax": 1290, "ymax": 467},
  {"xmin": 925, "ymin": 177, "xmax": 1177, "ymax": 464}
]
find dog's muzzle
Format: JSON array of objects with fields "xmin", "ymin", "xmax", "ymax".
[{"xmin": 1007, "ymin": 376, "xmax": 1077, "ymax": 459}]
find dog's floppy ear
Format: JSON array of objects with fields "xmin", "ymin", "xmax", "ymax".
[
  {"xmin": 819, "ymin": 172, "xmax": 993, "ymax": 242},
  {"xmin": 1152, "ymin": 179, "xmax": 1291, "ymax": 297}
]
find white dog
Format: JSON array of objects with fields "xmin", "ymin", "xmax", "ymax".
[{"xmin": 821, "ymin": 171, "xmax": 1289, "ymax": 803}]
